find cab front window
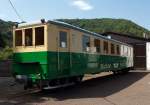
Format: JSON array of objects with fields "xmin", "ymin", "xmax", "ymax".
[
  {"xmin": 35, "ymin": 27, "xmax": 44, "ymax": 46},
  {"xmin": 14, "ymin": 26, "xmax": 45, "ymax": 47},
  {"xmin": 25, "ymin": 28, "xmax": 33, "ymax": 46},
  {"xmin": 15, "ymin": 30, "xmax": 22, "ymax": 46}
]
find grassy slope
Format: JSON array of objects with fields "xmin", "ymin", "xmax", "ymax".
[{"xmin": 58, "ymin": 18, "xmax": 150, "ymax": 38}]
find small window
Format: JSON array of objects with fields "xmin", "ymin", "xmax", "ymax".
[
  {"xmin": 25, "ymin": 28, "xmax": 32, "ymax": 46},
  {"xmin": 111, "ymin": 43, "xmax": 115, "ymax": 54},
  {"xmin": 103, "ymin": 41, "xmax": 108, "ymax": 54},
  {"xmin": 94, "ymin": 39, "xmax": 100, "ymax": 53},
  {"xmin": 15, "ymin": 30, "xmax": 22, "ymax": 46},
  {"xmin": 59, "ymin": 31, "xmax": 67, "ymax": 48},
  {"xmin": 82, "ymin": 35, "xmax": 90, "ymax": 52},
  {"xmin": 116, "ymin": 45, "xmax": 120, "ymax": 55},
  {"xmin": 35, "ymin": 27, "xmax": 44, "ymax": 45}
]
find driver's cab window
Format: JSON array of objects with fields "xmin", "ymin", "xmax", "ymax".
[
  {"xmin": 25, "ymin": 28, "xmax": 33, "ymax": 46},
  {"xmin": 15, "ymin": 30, "xmax": 22, "ymax": 46}
]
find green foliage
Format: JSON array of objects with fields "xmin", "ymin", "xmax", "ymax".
[
  {"xmin": 0, "ymin": 19, "xmax": 15, "ymax": 60},
  {"xmin": 0, "ymin": 47, "xmax": 13, "ymax": 60},
  {"xmin": 58, "ymin": 18, "xmax": 150, "ymax": 38},
  {"xmin": 0, "ymin": 19, "xmax": 14, "ymax": 48}
]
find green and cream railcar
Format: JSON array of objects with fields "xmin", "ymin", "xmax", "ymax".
[{"xmin": 13, "ymin": 20, "xmax": 133, "ymax": 89}]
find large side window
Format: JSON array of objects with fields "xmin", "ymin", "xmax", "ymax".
[
  {"xmin": 59, "ymin": 31, "xmax": 67, "ymax": 48},
  {"xmin": 25, "ymin": 28, "xmax": 32, "ymax": 46},
  {"xmin": 94, "ymin": 39, "xmax": 100, "ymax": 53},
  {"xmin": 35, "ymin": 27, "xmax": 44, "ymax": 46},
  {"xmin": 15, "ymin": 30, "xmax": 22, "ymax": 46},
  {"xmin": 82, "ymin": 35, "xmax": 90, "ymax": 52},
  {"xmin": 103, "ymin": 41, "xmax": 108, "ymax": 54},
  {"xmin": 111, "ymin": 43, "xmax": 115, "ymax": 54}
]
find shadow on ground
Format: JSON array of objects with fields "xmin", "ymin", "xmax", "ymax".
[{"xmin": 0, "ymin": 71, "xmax": 149, "ymax": 105}]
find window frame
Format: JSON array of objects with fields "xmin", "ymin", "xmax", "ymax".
[
  {"xmin": 35, "ymin": 26, "xmax": 45, "ymax": 46},
  {"xmin": 103, "ymin": 41, "xmax": 109, "ymax": 54},
  {"xmin": 82, "ymin": 35, "xmax": 90, "ymax": 52},
  {"xmin": 111, "ymin": 43, "xmax": 115, "ymax": 54},
  {"xmin": 116, "ymin": 45, "xmax": 120, "ymax": 55},
  {"xmin": 14, "ymin": 25, "xmax": 46, "ymax": 48},
  {"xmin": 72, "ymin": 34, "xmax": 78, "ymax": 50},
  {"xmin": 15, "ymin": 29, "xmax": 23, "ymax": 47},
  {"xmin": 24, "ymin": 28, "xmax": 33, "ymax": 46},
  {"xmin": 59, "ymin": 31, "xmax": 68, "ymax": 48},
  {"xmin": 94, "ymin": 38, "xmax": 101, "ymax": 53}
]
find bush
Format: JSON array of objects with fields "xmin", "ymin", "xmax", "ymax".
[{"xmin": 0, "ymin": 47, "xmax": 13, "ymax": 60}]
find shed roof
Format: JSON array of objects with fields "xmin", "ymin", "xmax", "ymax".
[{"xmin": 103, "ymin": 32, "xmax": 150, "ymax": 42}]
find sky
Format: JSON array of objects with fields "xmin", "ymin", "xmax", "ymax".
[{"xmin": 0, "ymin": 0, "xmax": 150, "ymax": 30}]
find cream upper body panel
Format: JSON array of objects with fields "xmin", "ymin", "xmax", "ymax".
[
  {"xmin": 46, "ymin": 23, "xmax": 132, "ymax": 56},
  {"xmin": 47, "ymin": 23, "xmax": 88, "ymax": 53},
  {"xmin": 13, "ymin": 20, "xmax": 133, "ymax": 57},
  {"xmin": 48, "ymin": 23, "xmax": 111, "ymax": 54}
]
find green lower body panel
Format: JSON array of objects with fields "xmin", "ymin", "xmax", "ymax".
[{"xmin": 13, "ymin": 51, "xmax": 129, "ymax": 83}]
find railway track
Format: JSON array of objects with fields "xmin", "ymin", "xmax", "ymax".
[{"xmin": 7, "ymin": 89, "xmax": 39, "ymax": 100}]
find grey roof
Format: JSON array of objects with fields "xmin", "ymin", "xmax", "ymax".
[{"xmin": 48, "ymin": 20, "xmax": 132, "ymax": 47}]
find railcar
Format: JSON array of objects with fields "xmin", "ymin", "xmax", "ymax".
[{"xmin": 12, "ymin": 19, "xmax": 133, "ymax": 90}]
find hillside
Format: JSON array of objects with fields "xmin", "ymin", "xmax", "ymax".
[
  {"xmin": 0, "ymin": 19, "xmax": 14, "ymax": 60},
  {"xmin": 0, "ymin": 19, "xmax": 14, "ymax": 48},
  {"xmin": 58, "ymin": 18, "xmax": 150, "ymax": 38}
]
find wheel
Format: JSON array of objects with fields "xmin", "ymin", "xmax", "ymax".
[
  {"xmin": 73, "ymin": 75, "xmax": 84, "ymax": 84},
  {"xmin": 24, "ymin": 85, "xmax": 28, "ymax": 90},
  {"xmin": 122, "ymin": 69, "xmax": 130, "ymax": 74},
  {"xmin": 113, "ymin": 71, "xmax": 118, "ymax": 75},
  {"xmin": 114, "ymin": 69, "xmax": 130, "ymax": 75}
]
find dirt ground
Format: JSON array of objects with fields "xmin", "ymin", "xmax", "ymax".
[{"xmin": 0, "ymin": 70, "xmax": 150, "ymax": 105}]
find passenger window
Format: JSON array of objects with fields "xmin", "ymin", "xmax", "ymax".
[
  {"xmin": 25, "ymin": 28, "xmax": 32, "ymax": 46},
  {"xmin": 94, "ymin": 39, "xmax": 100, "ymax": 53},
  {"xmin": 111, "ymin": 43, "xmax": 115, "ymax": 54},
  {"xmin": 35, "ymin": 27, "xmax": 44, "ymax": 45},
  {"xmin": 15, "ymin": 30, "xmax": 22, "ymax": 46},
  {"xmin": 103, "ymin": 41, "xmax": 108, "ymax": 54},
  {"xmin": 59, "ymin": 31, "xmax": 67, "ymax": 48},
  {"xmin": 116, "ymin": 45, "xmax": 120, "ymax": 55},
  {"xmin": 82, "ymin": 35, "xmax": 90, "ymax": 52}
]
